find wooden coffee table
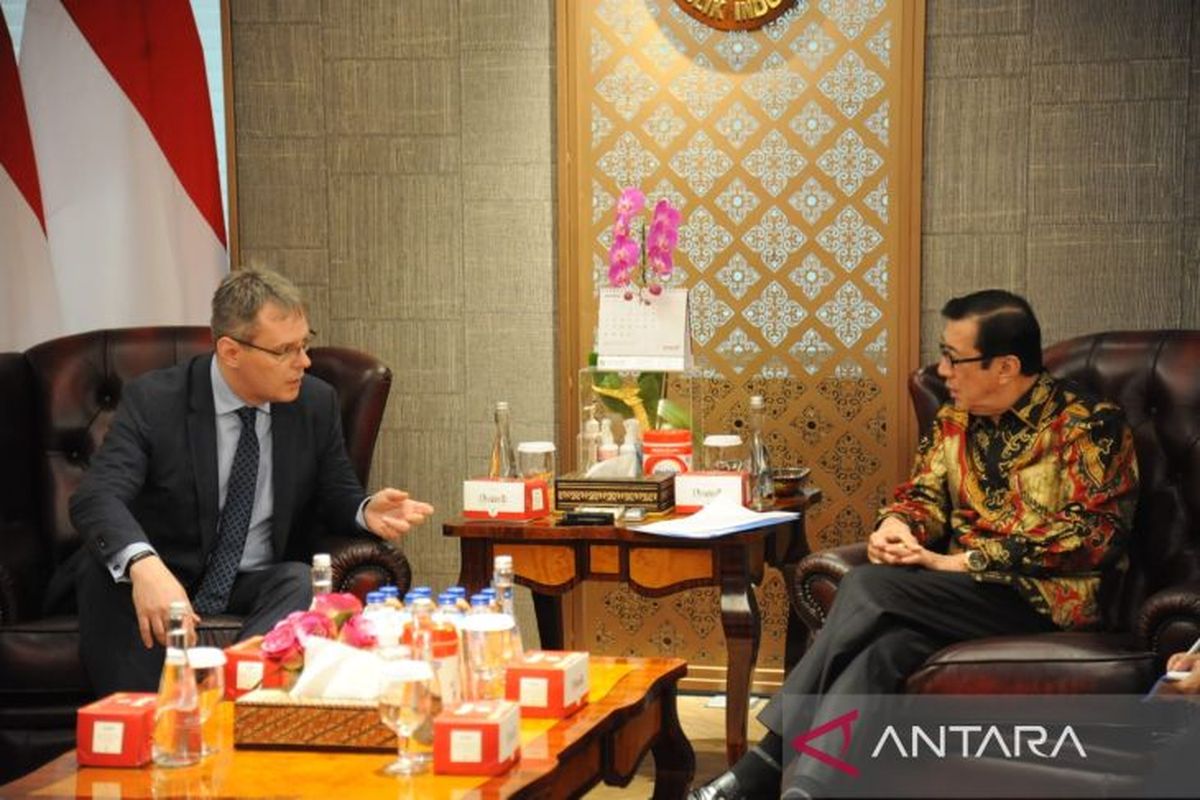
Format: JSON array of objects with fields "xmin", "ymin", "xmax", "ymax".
[
  {"xmin": 445, "ymin": 490, "xmax": 819, "ymax": 765},
  {"xmin": 0, "ymin": 657, "xmax": 693, "ymax": 799}
]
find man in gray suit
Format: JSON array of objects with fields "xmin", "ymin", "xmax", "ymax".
[{"xmin": 71, "ymin": 268, "xmax": 433, "ymax": 694}]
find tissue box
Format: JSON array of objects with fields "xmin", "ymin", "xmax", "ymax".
[
  {"xmin": 463, "ymin": 478, "xmax": 550, "ymax": 521},
  {"xmin": 433, "ymin": 700, "xmax": 520, "ymax": 776},
  {"xmin": 77, "ymin": 692, "xmax": 157, "ymax": 767},
  {"xmin": 234, "ymin": 690, "xmax": 392, "ymax": 751},
  {"xmin": 505, "ymin": 650, "xmax": 589, "ymax": 718},
  {"xmin": 223, "ymin": 636, "xmax": 286, "ymax": 700},
  {"xmin": 553, "ymin": 472, "xmax": 675, "ymax": 512},
  {"xmin": 674, "ymin": 471, "xmax": 749, "ymax": 513}
]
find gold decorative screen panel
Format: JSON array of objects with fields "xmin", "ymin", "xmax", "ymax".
[{"xmin": 556, "ymin": 0, "xmax": 923, "ymax": 687}]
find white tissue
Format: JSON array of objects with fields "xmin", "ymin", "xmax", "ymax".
[{"xmin": 288, "ymin": 637, "xmax": 387, "ymax": 701}]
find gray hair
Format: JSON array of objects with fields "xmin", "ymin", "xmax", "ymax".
[{"xmin": 211, "ymin": 267, "xmax": 306, "ymax": 340}]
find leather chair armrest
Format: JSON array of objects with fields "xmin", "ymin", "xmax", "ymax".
[
  {"xmin": 0, "ymin": 562, "xmax": 18, "ymax": 625},
  {"xmin": 791, "ymin": 543, "xmax": 870, "ymax": 636},
  {"xmin": 1136, "ymin": 581, "xmax": 1200, "ymax": 662},
  {"xmin": 321, "ymin": 537, "xmax": 413, "ymax": 601}
]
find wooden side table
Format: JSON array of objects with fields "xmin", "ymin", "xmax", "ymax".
[{"xmin": 444, "ymin": 488, "xmax": 819, "ymax": 765}]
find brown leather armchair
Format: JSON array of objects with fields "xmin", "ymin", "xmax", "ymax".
[
  {"xmin": 791, "ymin": 330, "xmax": 1200, "ymax": 695},
  {"xmin": 0, "ymin": 326, "xmax": 413, "ymax": 781}
]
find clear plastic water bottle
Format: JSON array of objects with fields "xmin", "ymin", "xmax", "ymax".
[
  {"xmin": 310, "ymin": 553, "xmax": 332, "ymax": 598},
  {"xmin": 405, "ymin": 597, "xmax": 460, "ymax": 706},
  {"xmin": 152, "ymin": 601, "xmax": 201, "ymax": 767},
  {"xmin": 492, "ymin": 555, "xmax": 523, "ymax": 656}
]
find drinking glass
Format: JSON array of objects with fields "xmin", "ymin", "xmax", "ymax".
[
  {"xmin": 186, "ymin": 647, "xmax": 226, "ymax": 757},
  {"xmin": 377, "ymin": 660, "xmax": 436, "ymax": 776},
  {"xmin": 460, "ymin": 612, "xmax": 517, "ymax": 700}
]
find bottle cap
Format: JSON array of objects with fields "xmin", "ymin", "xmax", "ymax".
[
  {"xmin": 517, "ymin": 441, "xmax": 556, "ymax": 453},
  {"xmin": 437, "ymin": 592, "xmax": 457, "ymax": 606},
  {"xmin": 445, "ymin": 586, "xmax": 467, "ymax": 598},
  {"xmin": 480, "ymin": 588, "xmax": 497, "ymax": 598},
  {"xmin": 412, "ymin": 586, "xmax": 433, "ymax": 597},
  {"xmin": 366, "ymin": 591, "xmax": 385, "ymax": 605},
  {"xmin": 750, "ymin": 395, "xmax": 765, "ymax": 409},
  {"xmin": 495, "ymin": 400, "xmax": 510, "ymax": 411},
  {"xmin": 470, "ymin": 594, "xmax": 490, "ymax": 607},
  {"xmin": 404, "ymin": 591, "xmax": 419, "ymax": 604},
  {"xmin": 379, "ymin": 585, "xmax": 400, "ymax": 599},
  {"xmin": 312, "ymin": 553, "xmax": 331, "ymax": 568},
  {"xmin": 494, "ymin": 555, "xmax": 514, "ymax": 570}
]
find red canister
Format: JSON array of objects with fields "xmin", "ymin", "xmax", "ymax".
[{"xmin": 642, "ymin": 429, "xmax": 693, "ymax": 475}]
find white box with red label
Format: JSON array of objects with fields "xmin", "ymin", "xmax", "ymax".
[
  {"xmin": 674, "ymin": 471, "xmax": 748, "ymax": 513},
  {"xmin": 76, "ymin": 692, "xmax": 158, "ymax": 767},
  {"xmin": 463, "ymin": 478, "xmax": 549, "ymax": 521},
  {"xmin": 432, "ymin": 699, "xmax": 521, "ymax": 776},
  {"xmin": 504, "ymin": 650, "xmax": 589, "ymax": 718}
]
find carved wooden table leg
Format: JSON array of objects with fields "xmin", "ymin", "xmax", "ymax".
[
  {"xmin": 651, "ymin": 682, "xmax": 696, "ymax": 800},
  {"xmin": 532, "ymin": 592, "xmax": 564, "ymax": 650},
  {"xmin": 457, "ymin": 538, "xmax": 491, "ymax": 593},
  {"xmin": 718, "ymin": 542, "xmax": 760, "ymax": 765}
]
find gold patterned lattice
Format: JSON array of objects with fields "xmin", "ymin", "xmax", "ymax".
[
  {"xmin": 601, "ymin": 584, "xmax": 662, "ymax": 633},
  {"xmin": 818, "ymin": 431, "xmax": 880, "ymax": 495},
  {"xmin": 672, "ymin": 586, "xmax": 720, "ymax": 639},
  {"xmin": 818, "ymin": 504, "xmax": 866, "ymax": 550},
  {"xmin": 567, "ymin": 0, "xmax": 919, "ymax": 684}
]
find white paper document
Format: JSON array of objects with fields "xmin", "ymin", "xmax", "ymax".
[{"xmin": 631, "ymin": 502, "xmax": 799, "ymax": 539}]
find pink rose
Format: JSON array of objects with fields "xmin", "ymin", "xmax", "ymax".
[
  {"xmin": 338, "ymin": 613, "xmax": 377, "ymax": 649},
  {"xmin": 311, "ymin": 592, "xmax": 362, "ymax": 630},
  {"xmin": 261, "ymin": 623, "xmax": 304, "ymax": 671},
  {"xmin": 291, "ymin": 611, "xmax": 336, "ymax": 642}
]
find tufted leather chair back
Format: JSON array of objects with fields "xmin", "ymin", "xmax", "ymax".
[
  {"xmin": 909, "ymin": 330, "xmax": 1200, "ymax": 633},
  {"xmin": 0, "ymin": 326, "xmax": 392, "ymax": 626}
]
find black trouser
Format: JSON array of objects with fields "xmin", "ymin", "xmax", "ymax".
[
  {"xmin": 758, "ymin": 565, "xmax": 1057, "ymax": 792},
  {"xmin": 79, "ymin": 555, "xmax": 312, "ymax": 695}
]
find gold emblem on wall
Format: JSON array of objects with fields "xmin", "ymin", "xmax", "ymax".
[{"xmin": 674, "ymin": 0, "xmax": 798, "ymax": 31}]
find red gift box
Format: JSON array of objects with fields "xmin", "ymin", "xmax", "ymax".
[
  {"xmin": 223, "ymin": 636, "xmax": 286, "ymax": 700},
  {"xmin": 433, "ymin": 700, "xmax": 520, "ymax": 776},
  {"xmin": 504, "ymin": 650, "xmax": 589, "ymax": 718},
  {"xmin": 463, "ymin": 477, "xmax": 550, "ymax": 521},
  {"xmin": 76, "ymin": 692, "xmax": 157, "ymax": 767}
]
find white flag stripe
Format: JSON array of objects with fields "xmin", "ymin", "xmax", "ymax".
[
  {"xmin": 0, "ymin": 168, "xmax": 58, "ymax": 350},
  {"xmin": 19, "ymin": 0, "xmax": 225, "ymax": 338}
]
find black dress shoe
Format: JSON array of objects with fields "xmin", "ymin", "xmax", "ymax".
[{"xmin": 686, "ymin": 770, "xmax": 747, "ymax": 800}]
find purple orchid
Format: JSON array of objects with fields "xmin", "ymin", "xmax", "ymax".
[{"xmin": 607, "ymin": 187, "xmax": 680, "ymax": 301}]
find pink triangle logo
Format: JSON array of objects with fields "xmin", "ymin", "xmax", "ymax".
[{"xmin": 791, "ymin": 709, "xmax": 860, "ymax": 777}]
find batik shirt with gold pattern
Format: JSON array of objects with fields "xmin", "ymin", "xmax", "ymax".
[{"xmin": 880, "ymin": 372, "xmax": 1138, "ymax": 630}]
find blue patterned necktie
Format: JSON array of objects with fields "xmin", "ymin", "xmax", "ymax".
[{"xmin": 194, "ymin": 406, "xmax": 259, "ymax": 615}]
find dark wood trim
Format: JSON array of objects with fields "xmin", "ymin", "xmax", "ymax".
[{"xmin": 219, "ymin": 0, "xmax": 239, "ymax": 268}]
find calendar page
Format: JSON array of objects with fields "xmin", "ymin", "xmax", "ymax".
[{"xmin": 596, "ymin": 287, "xmax": 693, "ymax": 371}]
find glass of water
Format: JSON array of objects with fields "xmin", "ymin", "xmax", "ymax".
[
  {"xmin": 377, "ymin": 659, "xmax": 437, "ymax": 776},
  {"xmin": 186, "ymin": 647, "xmax": 226, "ymax": 757},
  {"xmin": 460, "ymin": 611, "xmax": 518, "ymax": 701}
]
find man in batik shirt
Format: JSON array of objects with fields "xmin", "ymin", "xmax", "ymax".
[{"xmin": 690, "ymin": 289, "xmax": 1139, "ymax": 800}]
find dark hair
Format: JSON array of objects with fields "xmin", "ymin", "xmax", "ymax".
[{"xmin": 941, "ymin": 290, "xmax": 1042, "ymax": 375}]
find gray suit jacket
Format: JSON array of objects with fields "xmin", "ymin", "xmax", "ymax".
[{"xmin": 69, "ymin": 354, "xmax": 367, "ymax": 592}]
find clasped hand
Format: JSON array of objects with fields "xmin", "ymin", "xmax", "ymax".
[{"xmin": 868, "ymin": 517, "xmax": 967, "ymax": 572}]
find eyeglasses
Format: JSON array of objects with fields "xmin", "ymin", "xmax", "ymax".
[
  {"xmin": 938, "ymin": 346, "xmax": 989, "ymax": 369},
  {"xmin": 226, "ymin": 331, "xmax": 316, "ymax": 362}
]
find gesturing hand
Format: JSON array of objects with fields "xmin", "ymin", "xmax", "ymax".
[{"xmin": 364, "ymin": 488, "xmax": 435, "ymax": 543}]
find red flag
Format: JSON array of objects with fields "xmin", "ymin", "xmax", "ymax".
[
  {"xmin": 0, "ymin": 7, "xmax": 59, "ymax": 350},
  {"xmin": 20, "ymin": 0, "xmax": 227, "ymax": 337}
]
